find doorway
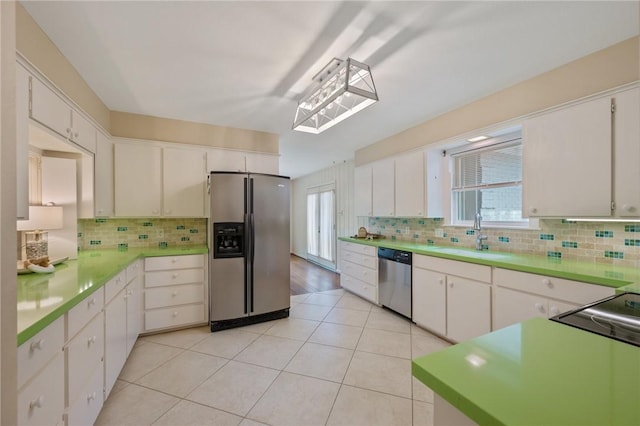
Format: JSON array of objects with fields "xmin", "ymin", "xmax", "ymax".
[{"xmin": 306, "ymin": 184, "xmax": 335, "ymax": 271}]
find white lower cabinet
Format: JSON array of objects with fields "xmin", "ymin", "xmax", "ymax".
[
  {"xmin": 339, "ymin": 241, "xmax": 378, "ymax": 303},
  {"xmin": 17, "ymin": 353, "xmax": 64, "ymax": 426},
  {"xmin": 104, "ymin": 286, "xmax": 127, "ymax": 399},
  {"xmin": 144, "ymin": 255, "xmax": 207, "ymax": 332},
  {"xmin": 412, "ymin": 254, "xmax": 491, "ymax": 343},
  {"xmin": 492, "ymin": 268, "xmax": 614, "ymax": 330},
  {"xmin": 67, "ymin": 365, "xmax": 103, "ymax": 426}
]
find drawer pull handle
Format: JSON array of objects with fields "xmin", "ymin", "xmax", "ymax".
[
  {"xmin": 542, "ymin": 279, "xmax": 553, "ymax": 289},
  {"xmin": 449, "ymin": 282, "xmax": 454, "ymax": 288},
  {"xmin": 171, "ymin": 258, "xmax": 178, "ymax": 263},
  {"xmin": 535, "ymin": 303, "xmax": 545, "ymax": 313},
  {"xmin": 172, "ymin": 291, "xmax": 178, "ymax": 297},
  {"xmin": 438, "ymin": 279, "xmax": 444, "ymax": 285},
  {"xmin": 173, "ymin": 311, "xmax": 179, "ymax": 317},
  {"xmin": 88, "ymin": 335, "xmax": 97, "ymax": 345},
  {"xmin": 30, "ymin": 339, "xmax": 45, "ymax": 351},
  {"xmin": 87, "ymin": 392, "xmax": 96, "ymax": 402},
  {"xmin": 88, "ymin": 298, "xmax": 96, "ymax": 307},
  {"xmin": 172, "ymin": 273, "xmax": 179, "ymax": 279},
  {"xmin": 29, "ymin": 395, "xmax": 44, "ymax": 409}
]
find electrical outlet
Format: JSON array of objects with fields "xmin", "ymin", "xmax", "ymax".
[{"xmin": 435, "ymin": 228, "xmax": 444, "ymax": 238}]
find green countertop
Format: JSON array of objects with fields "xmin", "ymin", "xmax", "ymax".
[
  {"xmin": 17, "ymin": 246, "xmax": 208, "ymax": 346},
  {"xmin": 412, "ymin": 318, "xmax": 640, "ymax": 426},
  {"xmin": 339, "ymin": 237, "xmax": 640, "ymax": 291}
]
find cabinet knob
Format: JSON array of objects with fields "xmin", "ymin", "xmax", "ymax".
[
  {"xmin": 152, "ymin": 210, "xmax": 160, "ymax": 215},
  {"xmin": 30, "ymin": 339, "xmax": 45, "ymax": 351},
  {"xmin": 171, "ymin": 258, "xmax": 178, "ymax": 263},
  {"xmin": 438, "ymin": 279, "xmax": 444, "ymax": 285},
  {"xmin": 535, "ymin": 303, "xmax": 545, "ymax": 313},
  {"xmin": 88, "ymin": 335, "xmax": 97, "ymax": 345},
  {"xmin": 29, "ymin": 395, "xmax": 44, "ymax": 409},
  {"xmin": 449, "ymin": 282, "xmax": 454, "ymax": 288},
  {"xmin": 74, "ymin": 131, "xmax": 79, "ymax": 138},
  {"xmin": 172, "ymin": 273, "xmax": 179, "ymax": 279},
  {"xmin": 172, "ymin": 311, "xmax": 179, "ymax": 317},
  {"xmin": 542, "ymin": 279, "xmax": 552, "ymax": 289},
  {"xmin": 66, "ymin": 128, "xmax": 71, "ymax": 134},
  {"xmin": 622, "ymin": 204, "xmax": 636, "ymax": 213},
  {"xmin": 172, "ymin": 291, "xmax": 178, "ymax": 297},
  {"xmin": 529, "ymin": 207, "xmax": 537, "ymax": 214},
  {"xmin": 87, "ymin": 392, "xmax": 96, "ymax": 402},
  {"xmin": 549, "ymin": 306, "xmax": 560, "ymax": 316},
  {"xmin": 165, "ymin": 209, "xmax": 172, "ymax": 215},
  {"xmin": 88, "ymin": 297, "xmax": 96, "ymax": 307}
]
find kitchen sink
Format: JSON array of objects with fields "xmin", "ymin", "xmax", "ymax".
[{"xmin": 432, "ymin": 247, "xmax": 509, "ymax": 260}]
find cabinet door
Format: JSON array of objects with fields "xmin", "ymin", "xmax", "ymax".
[
  {"xmin": 446, "ymin": 276, "xmax": 490, "ymax": 342},
  {"xmin": 114, "ymin": 143, "xmax": 162, "ymax": 217},
  {"xmin": 17, "ymin": 354, "xmax": 64, "ymax": 426},
  {"xmin": 30, "ymin": 75, "xmax": 72, "ymax": 139},
  {"xmin": 245, "ymin": 152, "xmax": 279, "ymax": 174},
  {"xmin": 522, "ymin": 97, "xmax": 612, "ymax": 217},
  {"xmin": 77, "ymin": 154, "xmax": 95, "ymax": 219},
  {"xmin": 104, "ymin": 291, "xmax": 127, "ymax": 398},
  {"xmin": 207, "ymin": 148, "xmax": 246, "ymax": 172},
  {"xmin": 16, "ymin": 64, "xmax": 29, "ymax": 219},
  {"xmin": 70, "ymin": 110, "xmax": 96, "ymax": 153},
  {"xmin": 371, "ymin": 159, "xmax": 395, "ymax": 217},
  {"xmin": 95, "ymin": 133, "xmax": 114, "ymax": 217},
  {"xmin": 493, "ymin": 286, "xmax": 547, "ymax": 330},
  {"xmin": 613, "ymin": 87, "xmax": 640, "ymax": 217},
  {"xmin": 395, "ymin": 151, "xmax": 425, "ymax": 217},
  {"xmin": 354, "ymin": 166, "xmax": 372, "ymax": 216},
  {"xmin": 163, "ymin": 147, "xmax": 205, "ymax": 217},
  {"xmin": 125, "ymin": 277, "xmax": 143, "ymax": 356},
  {"xmin": 412, "ymin": 267, "xmax": 446, "ymax": 336}
]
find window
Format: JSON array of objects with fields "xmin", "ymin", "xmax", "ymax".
[{"xmin": 451, "ymin": 134, "xmax": 526, "ymax": 226}]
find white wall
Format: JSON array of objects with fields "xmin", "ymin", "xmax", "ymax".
[{"xmin": 291, "ymin": 160, "xmax": 364, "ymax": 272}]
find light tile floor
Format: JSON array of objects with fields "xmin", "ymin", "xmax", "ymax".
[{"xmin": 95, "ymin": 289, "xmax": 451, "ymax": 426}]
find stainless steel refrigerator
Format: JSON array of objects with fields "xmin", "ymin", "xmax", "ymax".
[{"xmin": 209, "ymin": 172, "xmax": 290, "ymax": 331}]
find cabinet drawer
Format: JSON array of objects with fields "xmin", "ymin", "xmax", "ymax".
[
  {"xmin": 18, "ymin": 353, "xmax": 64, "ymax": 426},
  {"xmin": 145, "ymin": 254, "xmax": 205, "ymax": 271},
  {"xmin": 413, "ymin": 254, "xmax": 491, "ymax": 283},
  {"xmin": 66, "ymin": 312, "xmax": 104, "ymax": 403},
  {"xmin": 67, "ymin": 363, "xmax": 103, "ymax": 426},
  {"xmin": 18, "ymin": 316, "xmax": 64, "ymax": 390},
  {"xmin": 493, "ymin": 268, "xmax": 614, "ymax": 305},
  {"xmin": 105, "ymin": 271, "xmax": 127, "ymax": 304},
  {"xmin": 67, "ymin": 288, "xmax": 104, "ymax": 339},
  {"xmin": 145, "ymin": 283, "xmax": 205, "ymax": 309},
  {"xmin": 145, "ymin": 304, "xmax": 205, "ymax": 331},
  {"xmin": 145, "ymin": 268, "xmax": 205, "ymax": 288},
  {"xmin": 341, "ymin": 260, "xmax": 378, "ymax": 286},
  {"xmin": 126, "ymin": 260, "xmax": 142, "ymax": 284},
  {"xmin": 341, "ymin": 250, "xmax": 377, "ymax": 269},
  {"xmin": 340, "ymin": 274, "xmax": 378, "ymax": 304},
  {"xmin": 341, "ymin": 241, "xmax": 377, "ymax": 257}
]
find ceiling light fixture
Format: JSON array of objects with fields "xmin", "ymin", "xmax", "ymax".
[{"xmin": 293, "ymin": 57, "xmax": 378, "ymax": 134}]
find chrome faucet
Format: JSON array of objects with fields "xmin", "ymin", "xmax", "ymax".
[{"xmin": 474, "ymin": 213, "xmax": 487, "ymax": 250}]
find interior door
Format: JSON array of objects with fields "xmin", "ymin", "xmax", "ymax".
[
  {"xmin": 250, "ymin": 174, "xmax": 291, "ymax": 316},
  {"xmin": 306, "ymin": 186, "xmax": 336, "ymax": 270}
]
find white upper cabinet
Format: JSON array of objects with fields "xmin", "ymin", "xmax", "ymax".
[
  {"xmin": 16, "ymin": 63, "xmax": 29, "ymax": 220},
  {"xmin": 354, "ymin": 166, "xmax": 372, "ymax": 216},
  {"xmin": 29, "ymin": 75, "xmax": 96, "ymax": 154},
  {"xmin": 94, "ymin": 132, "xmax": 114, "ymax": 217},
  {"xmin": 114, "ymin": 143, "xmax": 163, "ymax": 217},
  {"xmin": 163, "ymin": 147, "xmax": 206, "ymax": 217},
  {"xmin": 115, "ymin": 141, "xmax": 206, "ymax": 217},
  {"xmin": 245, "ymin": 152, "xmax": 280, "ymax": 175},
  {"xmin": 371, "ymin": 159, "xmax": 395, "ymax": 217},
  {"xmin": 207, "ymin": 149, "xmax": 279, "ymax": 175},
  {"xmin": 523, "ymin": 96, "xmax": 612, "ymax": 217},
  {"xmin": 395, "ymin": 151, "xmax": 425, "ymax": 217},
  {"xmin": 613, "ymin": 87, "xmax": 640, "ymax": 217}
]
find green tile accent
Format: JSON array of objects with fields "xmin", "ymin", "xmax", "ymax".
[
  {"xmin": 95, "ymin": 218, "xmax": 107, "ymax": 223},
  {"xmin": 427, "ymin": 239, "xmax": 434, "ymax": 245},
  {"xmin": 413, "ymin": 234, "xmax": 420, "ymax": 239},
  {"xmin": 380, "ymin": 225, "xmax": 386, "ymax": 230},
  {"xmin": 562, "ymin": 241, "xmax": 578, "ymax": 248},
  {"xmin": 442, "ymin": 233, "xmax": 448, "ymax": 238},
  {"xmin": 418, "ymin": 220, "xmax": 425, "ymax": 225},
  {"xmin": 561, "ymin": 219, "xmax": 577, "ymax": 224},
  {"xmin": 384, "ymin": 219, "xmax": 390, "ymax": 223},
  {"xmin": 595, "ymin": 230, "xmax": 614, "ymax": 238},
  {"xmin": 89, "ymin": 240, "xmax": 102, "ymax": 245},
  {"xmin": 117, "ymin": 243, "xmax": 128, "ymax": 249},
  {"xmin": 466, "ymin": 230, "xmax": 475, "ymax": 235},
  {"xmin": 451, "ymin": 237, "xmax": 459, "ymax": 243},
  {"xmin": 402, "ymin": 219, "xmax": 409, "ymax": 224},
  {"xmin": 77, "ymin": 232, "xmax": 83, "ymax": 238},
  {"xmin": 547, "ymin": 251, "xmax": 562, "ymax": 258},
  {"xmin": 158, "ymin": 241, "xmax": 168, "ymax": 248},
  {"xmin": 143, "ymin": 222, "xmax": 153, "ymax": 227},
  {"xmin": 605, "ymin": 270, "xmax": 625, "ymax": 280},
  {"xmin": 433, "ymin": 218, "xmax": 443, "ymax": 222},
  {"xmin": 604, "ymin": 251, "xmax": 624, "ymax": 259},
  {"xmin": 391, "ymin": 222, "xmax": 397, "ymax": 227},
  {"xmin": 138, "ymin": 234, "xmax": 149, "ymax": 240},
  {"xmin": 396, "ymin": 229, "xmax": 402, "ymax": 234},
  {"xmin": 117, "ymin": 226, "xmax": 128, "ymax": 232},
  {"xmin": 540, "ymin": 234, "xmax": 554, "ymax": 240},
  {"xmin": 181, "ymin": 236, "xmax": 190, "ymax": 242},
  {"xmin": 625, "ymin": 239, "xmax": 640, "ymax": 246},
  {"xmin": 189, "ymin": 229, "xmax": 199, "ymax": 234},
  {"xmin": 481, "ymin": 244, "xmax": 489, "ymax": 250},
  {"xmin": 176, "ymin": 225, "xmax": 186, "ymax": 230},
  {"xmin": 498, "ymin": 236, "xmax": 510, "ymax": 243},
  {"xmin": 391, "ymin": 235, "xmax": 396, "ymax": 241},
  {"xmin": 625, "ymin": 225, "xmax": 640, "ymax": 232}
]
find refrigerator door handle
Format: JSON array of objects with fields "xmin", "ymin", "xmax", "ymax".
[
  {"xmin": 249, "ymin": 177, "xmax": 255, "ymax": 313},
  {"xmin": 243, "ymin": 177, "xmax": 249, "ymax": 315}
]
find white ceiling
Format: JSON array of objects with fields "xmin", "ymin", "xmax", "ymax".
[{"xmin": 21, "ymin": 1, "xmax": 639, "ymax": 178}]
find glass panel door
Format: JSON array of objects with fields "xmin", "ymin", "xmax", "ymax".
[{"xmin": 306, "ymin": 188, "xmax": 335, "ymax": 270}]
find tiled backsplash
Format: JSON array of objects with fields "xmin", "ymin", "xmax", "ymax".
[
  {"xmin": 367, "ymin": 218, "xmax": 640, "ymax": 267},
  {"xmin": 78, "ymin": 218, "xmax": 207, "ymax": 250}
]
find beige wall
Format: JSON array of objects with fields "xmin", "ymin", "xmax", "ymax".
[
  {"xmin": 356, "ymin": 36, "xmax": 640, "ymax": 165},
  {"xmin": 16, "ymin": 3, "xmax": 111, "ymax": 131},
  {"xmin": 111, "ymin": 111, "xmax": 279, "ymax": 153}
]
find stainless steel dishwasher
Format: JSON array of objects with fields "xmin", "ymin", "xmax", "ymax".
[{"xmin": 378, "ymin": 247, "xmax": 412, "ymax": 319}]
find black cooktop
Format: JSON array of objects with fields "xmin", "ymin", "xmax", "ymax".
[{"xmin": 550, "ymin": 292, "xmax": 640, "ymax": 347}]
